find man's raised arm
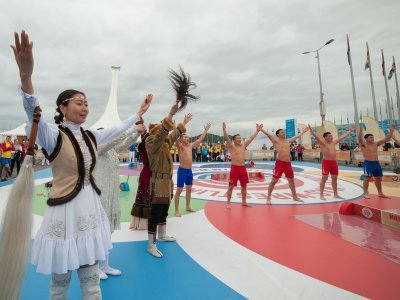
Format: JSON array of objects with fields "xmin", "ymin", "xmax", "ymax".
[
  {"xmin": 222, "ymin": 122, "xmax": 233, "ymax": 148},
  {"xmin": 192, "ymin": 123, "xmax": 211, "ymax": 148},
  {"xmin": 260, "ymin": 128, "xmax": 277, "ymax": 144},
  {"xmin": 377, "ymin": 124, "xmax": 396, "ymax": 146},
  {"xmin": 335, "ymin": 124, "xmax": 357, "ymax": 144},
  {"xmin": 308, "ymin": 124, "xmax": 323, "ymax": 145},
  {"xmin": 358, "ymin": 124, "xmax": 365, "ymax": 146},
  {"xmin": 244, "ymin": 124, "xmax": 262, "ymax": 148},
  {"xmin": 287, "ymin": 127, "xmax": 309, "ymax": 144}
]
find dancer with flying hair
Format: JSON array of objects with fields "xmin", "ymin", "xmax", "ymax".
[
  {"xmin": 146, "ymin": 67, "xmax": 199, "ymax": 257},
  {"xmin": 4, "ymin": 30, "xmax": 153, "ymax": 300}
]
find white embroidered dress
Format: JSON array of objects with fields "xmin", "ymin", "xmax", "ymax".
[
  {"xmin": 20, "ymin": 86, "xmax": 140, "ymax": 275},
  {"xmin": 95, "ymin": 127, "xmax": 140, "ymax": 234}
]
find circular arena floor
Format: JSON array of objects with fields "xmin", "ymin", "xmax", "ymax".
[{"xmin": 0, "ymin": 161, "xmax": 399, "ymax": 299}]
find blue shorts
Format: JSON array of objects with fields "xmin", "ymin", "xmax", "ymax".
[
  {"xmin": 0, "ymin": 157, "xmax": 11, "ymax": 167},
  {"xmin": 177, "ymin": 167, "xmax": 193, "ymax": 188},
  {"xmin": 363, "ymin": 160, "xmax": 383, "ymax": 177}
]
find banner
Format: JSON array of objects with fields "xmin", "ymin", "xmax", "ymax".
[
  {"xmin": 316, "ymin": 126, "xmax": 325, "ymax": 141},
  {"xmin": 298, "ymin": 123, "xmax": 312, "ymax": 149},
  {"xmin": 323, "ymin": 120, "xmax": 339, "ymax": 150},
  {"xmin": 285, "ymin": 119, "xmax": 297, "ymax": 140},
  {"xmin": 303, "ymin": 149, "xmax": 321, "ymax": 159},
  {"xmin": 362, "ymin": 116, "xmax": 382, "ymax": 151},
  {"xmin": 353, "ymin": 151, "xmax": 392, "ymax": 163},
  {"xmin": 336, "ymin": 150, "xmax": 350, "ymax": 161},
  {"xmin": 251, "ymin": 150, "xmax": 274, "ymax": 160}
]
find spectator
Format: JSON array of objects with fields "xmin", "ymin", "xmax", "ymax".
[
  {"xmin": 296, "ymin": 144, "xmax": 305, "ymax": 161},
  {"xmin": 195, "ymin": 145, "xmax": 201, "ymax": 162},
  {"xmin": 1, "ymin": 136, "xmax": 15, "ymax": 181},
  {"xmin": 202, "ymin": 143, "xmax": 209, "ymax": 162},
  {"xmin": 10, "ymin": 139, "xmax": 24, "ymax": 176},
  {"xmin": 290, "ymin": 143, "xmax": 296, "ymax": 161},
  {"xmin": 262, "ymin": 144, "xmax": 267, "ymax": 150},
  {"xmin": 340, "ymin": 142, "xmax": 350, "ymax": 150},
  {"xmin": 353, "ymin": 143, "xmax": 361, "ymax": 151}
]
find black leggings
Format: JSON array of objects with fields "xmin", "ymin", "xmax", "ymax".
[
  {"xmin": 148, "ymin": 203, "xmax": 170, "ymax": 233},
  {"xmin": 10, "ymin": 159, "xmax": 21, "ymax": 175}
]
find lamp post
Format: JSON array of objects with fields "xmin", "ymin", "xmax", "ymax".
[{"xmin": 303, "ymin": 39, "xmax": 335, "ymax": 126}]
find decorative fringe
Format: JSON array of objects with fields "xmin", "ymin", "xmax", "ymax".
[
  {"xmin": 168, "ymin": 66, "xmax": 200, "ymax": 111},
  {"xmin": 0, "ymin": 156, "xmax": 35, "ymax": 300}
]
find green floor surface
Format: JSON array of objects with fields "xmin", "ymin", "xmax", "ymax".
[{"xmin": 33, "ymin": 176, "xmax": 207, "ymax": 221}]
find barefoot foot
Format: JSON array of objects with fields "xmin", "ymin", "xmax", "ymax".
[
  {"xmin": 226, "ymin": 203, "xmax": 231, "ymax": 209},
  {"xmin": 378, "ymin": 193, "xmax": 390, "ymax": 198},
  {"xmin": 333, "ymin": 194, "xmax": 345, "ymax": 200},
  {"xmin": 364, "ymin": 193, "xmax": 370, "ymax": 199},
  {"xmin": 293, "ymin": 197, "xmax": 304, "ymax": 203},
  {"xmin": 175, "ymin": 211, "xmax": 181, "ymax": 217},
  {"xmin": 242, "ymin": 202, "xmax": 252, "ymax": 207},
  {"xmin": 266, "ymin": 198, "xmax": 272, "ymax": 205},
  {"xmin": 186, "ymin": 207, "xmax": 196, "ymax": 212},
  {"xmin": 320, "ymin": 195, "xmax": 326, "ymax": 201}
]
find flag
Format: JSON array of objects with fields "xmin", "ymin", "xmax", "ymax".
[
  {"xmin": 347, "ymin": 37, "xmax": 350, "ymax": 65},
  {"xmin": 365, "ymin": 47, "xmax": 370, "ymax": 70},
  {"xmin": 382, "ymin": 52, "xmax": 385, "ymax": 76},
  {"xmin": 388, "ymin": 61, "xmax": 396, "ymax": 80}
]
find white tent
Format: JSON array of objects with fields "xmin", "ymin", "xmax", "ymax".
[{"xmin": 0, "ymin": 123, "xmax": 27, "ymax": 142}]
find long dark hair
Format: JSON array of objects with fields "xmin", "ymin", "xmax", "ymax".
[
  {"xmin": 54, "ymin": 89, "xmax": 86, "ymax": 124},
  {"xmin": 168, "ymin": 66, "xmax": 200, "ymax": 112}
]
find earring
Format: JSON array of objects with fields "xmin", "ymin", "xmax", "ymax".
[{"xmin": 62, "ymin": 115, "xmax": 67, "ymax": 128}]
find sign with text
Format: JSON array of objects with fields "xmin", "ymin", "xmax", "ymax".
[{"xmin": 285, "ymin": 119, "xmax": 297, "ymax": 140}]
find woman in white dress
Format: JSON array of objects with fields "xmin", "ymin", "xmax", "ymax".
[{"xmin": 11, "ymin": 30, "xmax": 153, "ymax": 299}]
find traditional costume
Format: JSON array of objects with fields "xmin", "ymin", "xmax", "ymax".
[
  {"xmin": 95, "ymin": 126, "xmax": 141, "ymax": 279},
  {"xmin": 146, "ymin": 118, "xmax": 186, "ymax": 257},
  {"xmin": 130, "ymin": 132, "xmax": 152, "ymax": 230},
  {"xmin": 20, "ymin": 87, "xmax": 140, "ymax": 299}
]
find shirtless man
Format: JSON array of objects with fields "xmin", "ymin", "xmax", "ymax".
[
  {"xmin": 359, "ymin": 124, "xmax": 395, "ymax": 198},
  {"xmin": 174, "ymin": 118, "xmax": 211, "ymax": 217},
  {"xmin": 261, "ymin": 127, "xmax": 309, "ymax": 204},
  {"xmin": 223, "ymin": 122, "xmax": 263, "ymax": 209},
  {"xmin": 308, "ymin": 124, "xmax": 357, "ymax": 200}
]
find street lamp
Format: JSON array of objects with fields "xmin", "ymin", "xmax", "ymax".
[{"xmin": 303, "ymin": 39, "xmax": 334, "ymax": 126}]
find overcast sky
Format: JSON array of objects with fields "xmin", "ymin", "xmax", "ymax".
[{"xmin": 1, "ymin": 0, "xmax": 399, "ymax": 137}]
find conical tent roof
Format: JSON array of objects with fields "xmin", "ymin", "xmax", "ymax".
[
  {"xmin": 90, "ymin": 66, "xmax": 122, "ymax": 129},
  {"xmin": 0, "ymin": 123, "xmax": 28, "ymax": 142}
]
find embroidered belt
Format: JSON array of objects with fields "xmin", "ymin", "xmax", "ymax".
[{"xmin": 152, "ymin": 172, "xmax": 172, "ymax": 180}]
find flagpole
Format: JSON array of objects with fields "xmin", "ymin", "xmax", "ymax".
[
  {"xmin": 379, "ymin": 102, "xmax": 383, "ymax": 130},
  {"xmin": 347, "ymin": 34, "xmax": 359, "ymax": 137},
  {"xmin": 393, "ymin": 56, "xmax": 400, "ymax": 127},
  {"xmin": 392, "ymin": 96, "xmax": 397, "ymax": 126},
  {"xmin": 382, "ymin": 49, "xmax": 393, "ymax": 125},
  {"xmin": 385, "ymin": 99, "xmax": 390, "ymax": 126},
  {"xmin": 366, "ymin": 42, "xmax": 378, "ymax": 121}
]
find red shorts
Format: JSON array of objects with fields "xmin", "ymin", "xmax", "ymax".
[
  {"xmin": 273, "ymin": 160, "xmax": 294, "ymax": 179},
  {"xmin": 322, "ymin": 160, "xmax": 338, "ymax": 176},
  {"xmin": 229, "ymin": 165, "xmax": 249, "ymax": 187}
]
